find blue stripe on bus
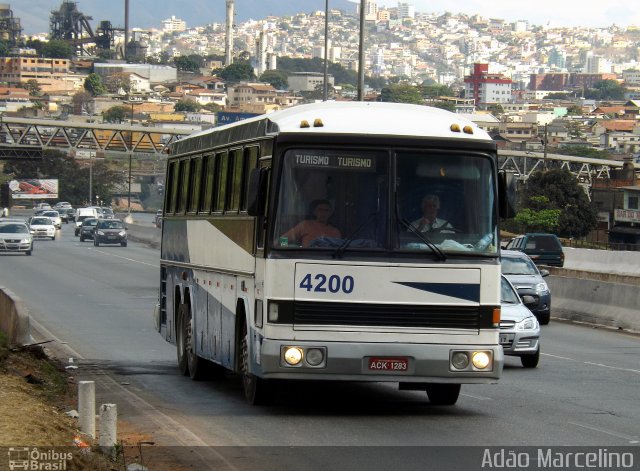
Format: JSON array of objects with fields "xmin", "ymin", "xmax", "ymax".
[{"xmin": 392, "ymin": 282, "xmax": 480, "ymax": 302}]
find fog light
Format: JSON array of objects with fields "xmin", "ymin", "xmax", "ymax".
[
  {"xmin": 306, "ymin": 348, "xmax": 324, "ymax": 366},
  {"xmin": 472, "ymin": 351, "xmax": 491, "ymax": 370},
  {"xmin": 283, "ymin": 347, "xmax": 303, "ymax": 366},
  {"xmin": 451, "ymin": 352, "xmax": 469, "ymax": 370}
]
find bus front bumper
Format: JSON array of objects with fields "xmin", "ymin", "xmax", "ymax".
[{"xmin": 258, "ymin": 339, "xmax": 503, "ymax": 383}]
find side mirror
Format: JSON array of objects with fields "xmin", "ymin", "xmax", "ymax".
[
  {"xmin": 247, "ymin": 167, "xmax": 268, "ymax": 217},
  {"xmin": 498, "ymin": 170, "xmax": 517, "ymax": 219},
  {"xmin": 539, "ymin": 269, "xmax": 549, "ymax": 277}
]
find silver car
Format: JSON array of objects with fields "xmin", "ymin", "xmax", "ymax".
[
  {"xmin": 501, "ymin": 250, "xmax": 551, "ymax": 325},
  {"xmin": 500, "ymin": 275, "xmax": 541, "ymax": 368},
  {"xmin": 0, "ymin": 221, "xmax": 33, "ymax": 255}
]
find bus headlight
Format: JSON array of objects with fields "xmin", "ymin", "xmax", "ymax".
[
  {"xmin": 471, "ymin": 351, "xmax": 491, "ymax": 370},
  {"xmin": 306, "ymin": 348, "xmax": 325, "ymax": 366},
  {"xmin": 283, "ymin": 347, "xmax": 303, "ymax": 366},
  {"xmin": 451, "ymin": 352, "xmax": 470, "ymax": 370}
]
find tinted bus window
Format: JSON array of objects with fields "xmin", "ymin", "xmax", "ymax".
[
  {"xmin": 199, "ymin": 154, "xmax": 215, "ymax": 213},
  {"xmin": 214, "ymin": 151, "xmax": 229, "ymax": 213},
  {"xmin": 188, "ymin": 157, "xmax": 202, "ymax": 213},
  {"xmin": 242, "ymin": 146, "xmax": 260, "ymax": 211},
  {"xmin": 167, "ymin": 160, "xmax": 179, "ymax": 214},
  {"xmin": 177, "ymin": 159, "xmax": 189, "ymax": 213},
  {"xmin": 228, "ymin": 148, "xmax": 244, "ymax": 212}
]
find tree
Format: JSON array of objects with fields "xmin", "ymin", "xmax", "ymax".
[
  {"xmin": 24, "ymin": 79, "xmax": 41, "ymax": 96},
  {"xmin": 102, "ymin": 105, "xmax": 129, "ymax": 123},
  {"xmin": 378, "ymin": 84, "xmax": 423, "ymax": 104},
  {"xmin": 174, "ymin": 99, "xmax": 199, "ymax": 112},
  {"xmin": 213, "ymin": 62, "xmax": 256, "ymax": 83},
  {"xmin": 555, "ymin": 146, "xmax": 611, "ymax": 160},
  {"xmin": 514, "ymin": 196, "xmax": 561, "ymax": 233},
  {"xmin": 104, "ymin": 73, "xmax": 131, "ymax": 94},
  {"xmin": 201, "ymin": 103, "xmax": 222, "ymax": 113},
  {"xmin": 431, "ymin": 101, "xmax": 456, "ymax": 112},
  {"xmin": 72, "ymin": 91, "xmax": 92, "ymax": 115},
  {"xmin": 42, "ymin": 40, "xmax": 74, "ymax": 59},
  {"xmin": 174, "ymin": 55, "xmax": 203, "ymax": 72},
  {"xmin": 259, "ymin": 70, "xmax": 289, "ymax": 90},
  {"xmin": 422, "ymin": 84, "xmax": 454, "ymax": 98},
  {"xmin": 521, "ymin": 169, "xmax": 597, "ymax": 238},
  {"xmin": 84, "ymin": 73, "xmax": 106, "ymax": 96},
  {"xmin": 584, "ymin": 80, "xmax": 626, "ymax": 100}
]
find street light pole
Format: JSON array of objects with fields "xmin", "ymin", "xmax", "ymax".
[
  {"xmin": 128, "ymin": 102, "xmax": 133, "ymax": 214},
  {"xmin": 323, "ymin": 0, "xmax": 329, "ymax": 101}
]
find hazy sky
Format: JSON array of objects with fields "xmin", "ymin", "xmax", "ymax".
[{"xmin": 375, "ymin": 0, "xmax": 640, "ymax": 28}]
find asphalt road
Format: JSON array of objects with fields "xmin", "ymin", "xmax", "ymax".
[{"xmin": 1, "ymin": 221, "xmax": 638, "ymax": 469}]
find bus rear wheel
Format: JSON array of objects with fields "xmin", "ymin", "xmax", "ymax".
[
  {"xmin": 176, "ymin": 303, "xmax": 190, "ymax": 376},
  {"xmin": 240, "ymin": 321, "xmax": 271, "ymax": 405},
  {"xmin": 426, "ymin": 383, "xmax": 461, "ymax": 405},
  {"xmin": 177, "ymin": 302, "xmax": 208, "ymax": 380}
]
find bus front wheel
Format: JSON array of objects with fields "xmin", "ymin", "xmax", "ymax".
[
  {"xmin": 426, "ymin": 383, "xmax": 461, "ymax": 406},
  {"xmin": 240, "ymin": 321, "xmax": 271, "ymax": 405}
]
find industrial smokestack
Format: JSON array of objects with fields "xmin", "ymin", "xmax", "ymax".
[
  {"xmin": 225, "ymin": 0, "xmax": 234, "ymax": 66},
  {"xmin": 124, "ymin": 0, "xmax": 129, "ymax": 60}
]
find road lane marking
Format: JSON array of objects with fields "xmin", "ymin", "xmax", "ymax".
[
  {"xmin": 583, "ymin": 361, "xmax": 640, "ymax": 375},
  {"xmin": 91, "ymin": 248, "xmax": 157, "ymax": 267},
  {"xmin": 461, "ymin": 393, "xmax": 493, "ymax": 401},
  {"xmin": 569, "ymin": 421, "xmax": 639, "ymax": 444},
  {"xmin": 541, "ymin": 353, "xmax": 577, "ymax": 361}
]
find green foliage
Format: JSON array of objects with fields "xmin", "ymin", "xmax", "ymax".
[
  {"xmin": 430, "ymin": 101, "xmax": 456, "ymax": 112},
  {"xmin": 379, "ymin": 84, "xmax": 424, "ymax": 104},
  {"xmin": 201, "ymin": 103, "xmax": 222, "ymax": 112},
  {"xmin": 24, "ymin": 79, "xmax": 41, "ymax": 96},
  {"xmin": 259, "ymin": 70, "xmax": 289, "ymax": 90},
  {"xmin": 84, "ymin": 73, "xmax": 106, "ymax": 96},
  {"xmin": 555, "ymin": 146, "xmax": 611, "ymax": 160},
  {"xmin": 545, "ymin": 92, "xmax": 572, "ymax": 100},
  {"xmin": 174, "ymin": 55, "xmax": 204, "ymax": 72},
  {"xmin": 213, "ymin": 62, "xmax": 256, "ymax": 83},
  {"xmin": 422, "ymin": 84, "xmax": 454, "ymax": 98},
  {"xmin": 486, "ymin": 104, "xmax": 505, "ymax": 114},
  {"xmin": 584, "ymin": 80, "xmax": 627, "ymax": 100},
  {"xmin": 42, "ymin": 40, "xmax": 74, "ymax": 59},
  {"xmin": 365, "ymin": 76, "xmax": 387, "ymax": 89},
  {"xmin": 521, "ymin": 169, "xmax": 597, "ymax": 238},
  {"xmin": 2, "ymin": 149, "xmax": 122, "ymax": 205},
  {"xmin": 174, "ymin": 99, "xmax": 199, "ymax": 112},
  {"xmin": 0, "ymin": 40, "xmax": 10, "ymax": 57},
  {"xmin": 102, "ymin": 105, "xmax": 129, "ymax": 123}
]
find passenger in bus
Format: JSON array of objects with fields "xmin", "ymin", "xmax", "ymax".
[
  {"xmin": 281, "ymin": 199, "xmax": 342, "ymax": 247},
  {"xmin": 410, "ymin": 194, "xmax": 454, "ymax": 233}
]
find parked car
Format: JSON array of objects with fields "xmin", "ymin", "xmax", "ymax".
[
  {"xmin": 79, "ymin": 218, "xmax": 99, "ymax": 242},
  {"xmin": 94, "ymin": 219, "xmax": 127, "ymax": 247},
  {"xmin": 28, "ymin": 216, "xmax": 56, "ymax": 240},
  {"xmin": 501, "ymin": 250, "xmax": 551, "ymax": 325},
  {"xmin": 500, "ymin": 275, "xmax": 541, "ymax": 368},
  {"xmin": 42, "ymin": 210, "xmax": 62, "ymax": 229},
  {"xmin": 0, "ymin": 220, "xmax": 33, "ymax": 255},
  {"xmin": 504, "ymin": 233, "xmax": 565, "ymax": 268}
]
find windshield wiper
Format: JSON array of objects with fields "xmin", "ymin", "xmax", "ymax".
[
  {"xmin": 398, "ymin": 216, "xmax": 447, "ymax": 261},
  {"xmin": 332, "ymin": 212, "xmax": 377, "ymax": 259}
]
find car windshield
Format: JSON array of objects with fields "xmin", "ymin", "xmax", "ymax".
[
  {"xmin": 99, "ymin": 221, "xmax": 123, "ymax": 229},
  {"xmin": 501, "ymin": 277, "xmax": 521, "ymax": 304},
  {"xmin": 43, "ymin": 211, "xmax": 58, "ymax": 217},
  {"xmin": 272, "ymin": 148, "xmax": 497, "ymax": 256},
  {"xmin": 83, "ymin": 219, "xmax": 98, "ymax": 226},
  {"xmin": 502, "ymin": 256, "xmax": 539, "ymax": 275},
  {"xmin": 0, "ymin": 223, "xmax": 28, "ymax": 234},
  {"xmin": 31, "ymin": 218, "xmax": 51, "ymax": 225}
]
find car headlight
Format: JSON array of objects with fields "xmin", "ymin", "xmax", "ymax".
[
  {"xmin": 97, "ymin": 231, "xmax": 105, "ymax": 235},
  {"xmin": 118, "ymin": 231, "xmax": 126, "ymax": 236},
  {"xmin": 20, "ymin": 238, "xmax": 30, "ymax": 243},
  {"xmin": 535, "ymin": 281, "xmax": 549, "ymax": 294},
  {"xmin": 517, "ymin": 316, "xmax": 539, "ymax": 331}
]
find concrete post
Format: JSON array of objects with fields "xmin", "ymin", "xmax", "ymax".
[
  {"xmin": 99, "ymin": 403, "xmax": 118, "ymax": 451},
  {"xmin": 78, "ymin": 381, "xmax": 95, "ymax": 438}
]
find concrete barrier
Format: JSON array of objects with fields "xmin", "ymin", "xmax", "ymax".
[
  {"xmin": 547, "ymin": 267, "xmax": 640, "ymax": 333},
  {"xmin": 564, "ymin": 247, "xmax": 640, "ymax": 276},
  {"xmin": 0, "ymin": 286, "xmax": 31, "ymax": 345},
  {"xmin": 125, "ymin": 222, "xmax": 161, "ymax": 249}
]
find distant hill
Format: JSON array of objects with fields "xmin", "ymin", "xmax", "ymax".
[{"xmin": 15, "ymin": 0, "xmax": 358, "ymax": 34}]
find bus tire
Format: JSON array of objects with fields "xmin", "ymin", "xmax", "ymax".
[
  {"xmin": 176, "ymin": 303, "xmax": 190, "ymax": 376},
  {"xmin": 240, "ymin": 320, "xmax": 271, "ymax": 405},
  {"xmin": 179, "ymin": 302, "xmax": 209, "ymax": 380},
  {"xmin": 426, "ymin": 383, "xmax": 461, "ymax": 406}
]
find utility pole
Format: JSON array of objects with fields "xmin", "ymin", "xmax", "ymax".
[
  {"xmin": 357, "ymin": 0, "xmax": 366, "ymax": 101},
  {"xmin": 323, "ymin": 0, "xmax": 329, "ymax": 101},
  {"xmin": 543, "ymin": 123, "xmax": 548, "ymax": 170},
  {"xmin": 127, "ymin": 102, "xmax": 133, "ymax": 216}
]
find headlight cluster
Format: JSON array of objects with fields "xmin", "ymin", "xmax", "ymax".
[
  {"xmin": 281, "ymin": 346, "xmax": 326, "ymax": 368},
  {"xmin": 450, "ymin": 350, "xmax": 493, "ymax": 371},
  {"xmin": 535, "ymin": 281, "xmax": 549, "ymax": 294},
  {"xmin": 97, "ymin": 230, "xmax": 105, "ymax": 236},
  {"xmin": 20, "ymin": 238, "xmax": 31, "ymax": 243},
  {"xmin": 516, "ymin": 317, "xmax": 539, "ymax": 331},
  {"xmin": 118, "ymin": 231, "xmax": 126, "ymax": 236}
]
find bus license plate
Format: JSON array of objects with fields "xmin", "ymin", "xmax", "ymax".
[{"xmin": 368, "ymin": 357, "xmax": 408, "ymax": 372}]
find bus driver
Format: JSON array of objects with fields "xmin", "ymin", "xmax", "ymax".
[
  {"xmin": 281, "ymin": 199, "xmax": 342, "ymax": 247},
  {"xmin": 410, "ymin": 194, "xmax": 454, "ymax": 233}
]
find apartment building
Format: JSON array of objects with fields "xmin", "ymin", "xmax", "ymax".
[
  {"xmin": 463, "ymin": 63, "xmax": 513, "ymax": 106},
  {"xmin": 0, "ymin": 56, "xmax": 69, "ymax": 86}
]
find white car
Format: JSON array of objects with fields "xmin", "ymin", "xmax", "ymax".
[
  {"xmin": 28, "ymin": 216, "xmax": 56, "ymax": 240},
  {"xmin": 499, "ymin": 275, "xmax": 541, "ymax": 368},
  {"xmin": 0, "ymin": 220, "xmax": 33, "ymax": 255},
  {"xmin": 42, "ymin": 210, "xmax": 62, "ymax": 229}
]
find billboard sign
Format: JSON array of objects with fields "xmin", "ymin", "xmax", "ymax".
[
  {"xmin": 216, "ymin": 111, "xmax": 260, "ymax": 126},
  {"xmin": 9, "ymin": 179, "xmax": 59, "ymax": 199}
]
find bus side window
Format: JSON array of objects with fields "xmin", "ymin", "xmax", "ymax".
[
  {"xmin": 228, "ymin": 148, "xmax": 244, "ymax": 212},
  {"xmin": 214, "ymin": 151, "xmax": 229, "ymax": 213},
  {"xmin": 199, "ymin": 154, "xmax": 215, "ymax": 214},
  {"xmin": 167, "ymin": 160, "xmax": 179, "ymax": 214},
  {"xmin": 188, "ymin": 157, "xmax": 202, "ymax": 213},
  {"xmin": 242, "ymin": 146, "xmax": 260, "ymax": 212},
  {"xmin": 177, "ymin": 159, "xmax": 189, "ymax": 214}
]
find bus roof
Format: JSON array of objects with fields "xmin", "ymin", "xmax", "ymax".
[{"xmin": 170, "ymin": 102, "xmax": 492, "ymax": 156}]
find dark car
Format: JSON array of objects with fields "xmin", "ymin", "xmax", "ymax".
[
  {"xmin": 79, "ymin": 217, "xmax": 99, "ymax": 242},
  {"xmin": 501, "ymin": 250, "xmax": 551, "ymax": 325},
  {"xmin": 504, "ymin": 233, "xmax": 565, "ymax": 268},
  {"xmin": 59, "ymin": 207, "xmax": 75, "ymax": 223},
  {"xmin": 94, "ymin": 219, "xmax": 127, "ymax": 247}
]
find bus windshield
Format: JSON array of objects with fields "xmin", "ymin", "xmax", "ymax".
[{"xmin": 273, "ymin": 148, "xmax": 497, "ymax": 255}]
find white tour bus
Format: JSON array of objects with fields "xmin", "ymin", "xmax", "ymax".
[{"xmin": 153, "ymin": 102, "xmax": 515, "ymax": 405}]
